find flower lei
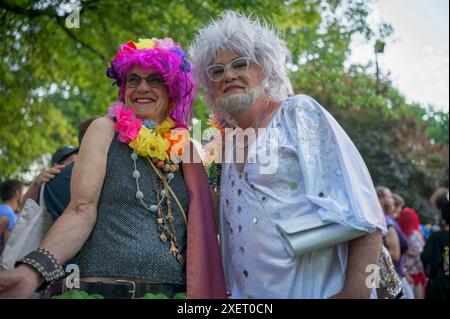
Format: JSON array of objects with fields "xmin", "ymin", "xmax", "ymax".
[{"xmin": 107, "ymin": 102, "xmax": 187, "ymax": 170}]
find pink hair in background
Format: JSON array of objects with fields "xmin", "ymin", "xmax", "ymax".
[{"xmin": 399, "ymin": 207, "xmax": 422, "ymax": 237}]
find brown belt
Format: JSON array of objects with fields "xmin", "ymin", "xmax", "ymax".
[
  {"xmin": 79, "ymin": 280, "xmax": 186, "ymax": 299},
  {"xmin": 44, "ymin": 279, "xmax": 186, "ymax": 299}
]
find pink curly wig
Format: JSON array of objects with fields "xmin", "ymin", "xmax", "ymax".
[{"xmin": 106, "ymin": 38, "xmax": 196, "ymax": 128}]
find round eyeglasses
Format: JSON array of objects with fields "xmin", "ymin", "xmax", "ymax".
[
  {"xmin": 205, "ymin": 57, "xmax": 252, "ymax": 82},
  {"xmin": 125, "ymin": 74, "xmax": 165, "ymax": 88}
]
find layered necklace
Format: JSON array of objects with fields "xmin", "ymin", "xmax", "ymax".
[{"xmin": 107, "ymin": 102, "xmax": 188, "ymax": 263}]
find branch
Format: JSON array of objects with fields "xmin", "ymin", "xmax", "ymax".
[
  {"xmin": 1, "ymin": 0, "xmax": 107, "ymax": 63},
  {"xmin": 55, "ymin": 16, "xmax": 108, "ymax": 64},
  {"xmin": 0, "ymin": 2, "xmax": 55, "ymax": 18}
]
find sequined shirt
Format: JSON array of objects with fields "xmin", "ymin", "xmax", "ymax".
[{"xmin": 219, "ymin": 94, "xmax": 386, "ymax": 298}]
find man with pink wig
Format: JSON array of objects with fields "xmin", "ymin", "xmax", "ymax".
[{"xmin": 0, "ymin": 37, "xmax": 226, "ymax": 299}]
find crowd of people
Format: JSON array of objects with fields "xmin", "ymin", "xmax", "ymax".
[
  {"xmin": 376, "ymin": 186, "xmax": 448, "ymax": 299},
  {"xmin": 0, "ymin": 11, "xmax": 448, "ymax": 299}
]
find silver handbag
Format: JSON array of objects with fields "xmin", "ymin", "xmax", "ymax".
[{"xmin": 275, "ymin": 213, "xmax": 367, "ymax": 257}]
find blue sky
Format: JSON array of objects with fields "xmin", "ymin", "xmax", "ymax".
[{"xmin": 348, "ymin": 0, "xmax": 449, "ymax": 112}]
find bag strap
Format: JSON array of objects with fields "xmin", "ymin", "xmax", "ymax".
[
  {"xmin": 39, "ymin": 183, "xmax": 47, "ymax": 211},
  {"xmin": 145, "ymin": 158, "xmax": 187, "ymax": 224}
]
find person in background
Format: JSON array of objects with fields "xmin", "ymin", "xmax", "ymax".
[
  {"xmin": 376, "ymin": 186, "xmax": 415, "ymax": 298},
  {"xmin": 399, "ymin": 207, "xmax": 427, "ymax": 299},
  {"xmin": 376, "ymin": 187, "xmax": 407, "ymax": 270},
  {"xmin": 0, "ymin": 180, "xmax": 24, "ymax": 246},
  {"xmin": 0, "ymin": 217, "xmax": 10, "ymax": 254},
  {"xmin": 421, "ymin": 188, "xmax": 449, "ymax": 299},
  {"xmin": 392, "ymin": 193, "xmax": 404, "ymax": 221},
  {"xmin": 19, "ymin": 147, "xmax": 75, "ymax": 207},
  {"xmin": 44, "ymin": 118, "xmax": 98, "ymax": 222}
]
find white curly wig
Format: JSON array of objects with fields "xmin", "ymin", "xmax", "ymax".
[{"xmin": 189, "ymin": 10, "xmax": 293, "ymax": 107}]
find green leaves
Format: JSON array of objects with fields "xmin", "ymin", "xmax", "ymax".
[
  {"xmin": 375, "ymin": 40, "xmax": 385, "ymax": 54},
  {"xmin": 0, "ymin": 0, "xmax": 447, "ymax": 219},
  {"xmin": 51, "ymin": 289, "xmax": 104, "ymax": 299}
]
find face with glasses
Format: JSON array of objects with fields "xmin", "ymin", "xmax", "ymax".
[
  {"xmin": 208, "ymin": 51, "xmax": 264, "ymax": 112},
  {"xmin": 124, "ymin": 66, "xmax": 169, "ymax": 123}
]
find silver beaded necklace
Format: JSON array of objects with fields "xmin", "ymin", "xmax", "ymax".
[
  {"xmin": 130, "ymin": 151, "xmax": 184, "ymax": 263},
  {"xmin": 130, "ymin": 152, "xmax": 175, "ymax": 212}
]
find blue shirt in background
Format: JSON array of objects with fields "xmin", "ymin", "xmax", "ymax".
[
  {"xmin": 0, "ymin": 204, "xmax": 17, "ymax": 245},
  {"xmin": 0, "ymin": 204, "xmax": 17, "ymax": 231}
]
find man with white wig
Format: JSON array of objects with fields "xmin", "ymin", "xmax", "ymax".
[{"xmin": 190, "ymin": 11, "xmax": 387, "ymax": 299}]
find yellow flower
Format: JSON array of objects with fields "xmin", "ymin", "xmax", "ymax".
[
  {"xmin": 129, "ymin": 126, "xmax": 170, "ymax": 160},
  {"xmin": 135, "ymin": 38, "xmax": 156, "ymax": 50},
  {"xmin": 155, "ymin": 117, "xmax": 175, "ymax": 135}
]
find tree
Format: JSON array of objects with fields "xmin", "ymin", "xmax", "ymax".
[{"xmin": 1, "ymin": 0, "xmax": 448, "ymax": 222}]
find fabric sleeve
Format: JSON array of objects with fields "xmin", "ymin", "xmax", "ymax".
[
  {"xmin": 283, "ymin": 94, "xmax": 387, "ymax": 235},
  {"xmin": 181, "ymin": 142, "xmax": 227, "ymax": 299}
]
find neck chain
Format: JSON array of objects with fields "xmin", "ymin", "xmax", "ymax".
[{"xmin": 130, "ymin": 151, "xmax": 183, "ymax": 263}]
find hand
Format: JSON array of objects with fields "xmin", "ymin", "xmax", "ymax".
[
  {"xmin": 0, "ymin": 264, "xmax": 44, "ymax": 298},
  {"xmin": 34, "ymin": 164, "xmax": 65, "ymax": 186},
  {"xmin": 404, "ymin": 272, "xmax": 414, "ymax": 283},
  {"xmin": 406, "ymin": 249, "xmax": 419, "ymax": 258},
  {"xmin": 21, "ymin": 164, "xmax": 66, "ymax": 207}
]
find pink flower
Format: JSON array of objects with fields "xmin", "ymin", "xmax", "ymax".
[
  {"xmin": 156, "ymin": 38, "xmax": 174, "ymax": 49},
  {"xmin": 115, "ymin": 105, "xmax": 142, "ymax": 143},
  {"xmin": 114, "ymin": 41, "xmax": 137, "ymax": 60},
  {"xmin": 107, "ymin": 101, "xmax": 126, "ymax": 120}
]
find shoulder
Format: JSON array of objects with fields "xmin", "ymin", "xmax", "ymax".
[
  {"xmin": 283, "ymin": 94, "xmax": 321, "ymax": 113},
  {"xmin": 411, "ymin": 230, "xmax": 423, "ymax": 240},
  {"xmin": 86, "ymin": 116, "xmax": 115, "ymax": 134},
  {"xmin": 0, "ymin": 205, "xmax": 14, "ymax": 216},
  {"xmin": 282, "ymin": 94, "xmax": 324, "ymax": 126},
  {"xmin": 46, "ymin": 163, "xmax": 73, "ymax": 188},
  {"xmin": 80, "ymin": 116, "xmax": 115, "ymax": 147}
]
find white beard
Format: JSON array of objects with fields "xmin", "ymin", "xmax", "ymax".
[{"xmin": 215, "ymin": 86, "xmax": 264, "ymax": 113}]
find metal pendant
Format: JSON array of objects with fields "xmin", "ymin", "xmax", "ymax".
[
  {"xmin": 170, "ymin": 243, "xmax": 178, "ymax": 254},
  {"xmin": 160, "ymin": 233, "xmax": 168, "ymax": 242}
]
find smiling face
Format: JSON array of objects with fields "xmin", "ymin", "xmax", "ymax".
[
  {"xmin": 210, "ymin": 50, "xmax": 264, "ymax": 113},
  {"xmin": 124, "ymin": 66, "xmax": 169, "ymax": 123}
]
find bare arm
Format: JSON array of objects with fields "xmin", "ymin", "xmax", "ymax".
[
  {"xmin": 406, "ymin": 249, "xmax": 420, "ymax": 257},
  {"xmin": 0, "ymin": 216, "xmax": 8, "ymax": 236},
  {"xmin": 0, "ymin": 118, "xmax": 115, "ymax": 297},
  {"xmin": 0, "ymin": 216, "xmax": 8, "ymax": 253},
  {"xmin": 384, "ymin": 226, "xmax": 401, "ymax": 263},
  {"xmin": 39, "ymin": 117, "xmax": 114, "ymax": 263},
  {"xmin": 332, "ymin": 229, "xmax": 382, "ymax": 299}
]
